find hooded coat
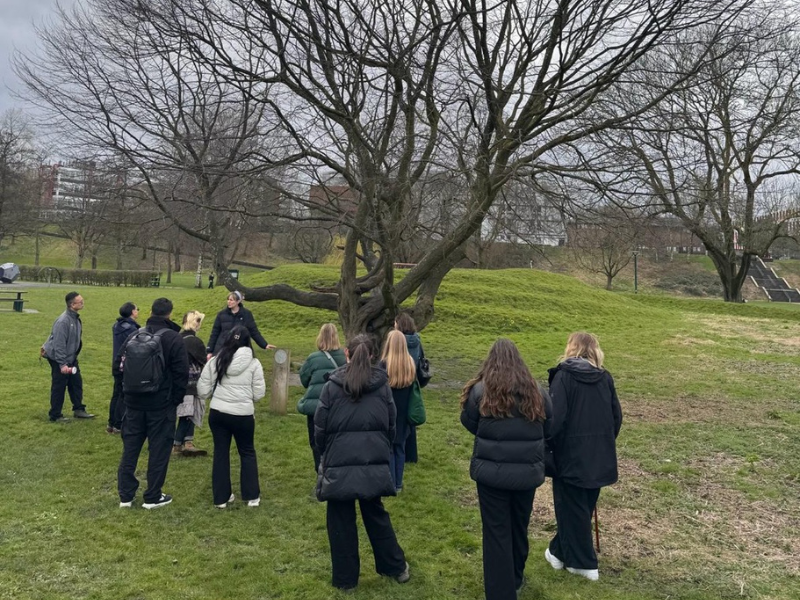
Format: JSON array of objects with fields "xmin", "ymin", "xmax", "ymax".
[
  {"xmin": 111, "ymin": 316, "xmax": 140, "ymax": 374},
  {"xmin": 548, "ymin": 358, "xmax": 623, "ymax": 488},
  {"xmin": 313, "ymin": 364, "xmax": 397, "ymax": 501},
  {"xmin": 461, "ymin": 382, "xmax": 553, "ymax": 490},
  {"xmin": 197, "ymin": 347, "xmax": 266, "ymax": 416}
]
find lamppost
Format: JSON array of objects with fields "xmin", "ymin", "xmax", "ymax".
[{"xmin": 633, "ymin": 250, "xmax": 639, "ymax": 293}]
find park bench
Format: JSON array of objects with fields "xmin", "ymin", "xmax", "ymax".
[{"xmin": 0, "ymin": 290, "xmax": 27, "ymax": 312}]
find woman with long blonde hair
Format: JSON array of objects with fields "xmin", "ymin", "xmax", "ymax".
[
  {"xmin": 297, "ymin": 323, "xmax": 346, "ymax": 472},
  {"xmin": 545, "ymin": 332, "xmax": 622, "ymax": 582},
  {"xmin": 460, "ymin": 339, "xmax": 551, "ymax": 600},
  {"xmin": 381, "ymin": 330, "xmax": 417, "ymax": 492}
]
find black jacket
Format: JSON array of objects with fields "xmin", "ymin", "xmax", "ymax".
[
  {"xmin": 111, "ymin": 316, "xmax": 140, "ymax": 374},
  {"xmin": 548, "ymin": 358, "xmax": 622, "ymax": 488},
  {"xmin": 314, "ymin": 364, "xmax": 397, "ymax": 501},
  {"xmin": 207, "ymin": 304, "xmax": 267, "ymax": 354},
  {"xmin": 123, "ymin": 316, "xmax": 189, "ymax": 411},
  {"xmin": 461, "ymin": 382, "xmax": 553, "ymax": 491},
  {"xmin": 181, "ymin": 330, "xmax": 207, "ymax": 396}
]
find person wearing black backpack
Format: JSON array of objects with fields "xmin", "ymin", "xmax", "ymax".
[{"xmin": 116, "ymin": 297, "xmax": 189, "ymax": 509}]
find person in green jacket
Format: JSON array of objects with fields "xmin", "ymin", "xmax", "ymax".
[{"xmin": 297, "ymin": 323, "xmax": 346, "ymax": 472}]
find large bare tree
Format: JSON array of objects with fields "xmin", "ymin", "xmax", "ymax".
[{"xmin": 18, "ymin": 0, "xmax": 749, "ymax": 334}]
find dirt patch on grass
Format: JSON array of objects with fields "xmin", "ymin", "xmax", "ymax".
[
  {"xmin": 620, "ymin": 394, "xmax": 792, "ymax": 425},
  {"xmin": 530, "ymin": 455, "xmax": 800, "ymax": 577},
  {"xmin": 689, "ymin": 315, "xmax": 800, "ymax": 354}
]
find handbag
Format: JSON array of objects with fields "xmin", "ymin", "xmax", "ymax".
[
  {"xmin": 416, "ymin": 346, "xmax": 432, "ymax": 388},
  {"xmin": 407, "ymin": 380, "xmax": 427, "ymax": 426}
]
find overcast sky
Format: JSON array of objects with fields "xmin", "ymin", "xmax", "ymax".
[{"xmin": 1, "ymin": 0, "xmax": 77, "ymax": 113}]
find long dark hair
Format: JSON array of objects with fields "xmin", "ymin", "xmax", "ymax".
[
  {"xmin": 460, "ymin": 339, "xmax": 545, "ymax": 422},
  {"xmin": 394, "ymin": 312, "xmax": 417, "ymax": 335},
  {"xmin": 344, "ymin": 334, "xmax": 377, "ymax": 401},
  {"xmin": 214, "ymin": 325, "xmax": 252, "ymax": 387}
]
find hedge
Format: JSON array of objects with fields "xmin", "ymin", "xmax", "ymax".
[{"xmin": 18, "ymin": 265, "xmax": 161, "ymax": 287}]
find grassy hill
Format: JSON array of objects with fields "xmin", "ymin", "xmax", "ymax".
[{"xmin": 1, "ymin": 266, "xmax": 799, "ymax": 599}]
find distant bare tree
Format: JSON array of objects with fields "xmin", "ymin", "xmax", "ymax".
[
  {"xmin": 579, "ymin": 7, "xmax": 800, "ymax": 302},
  {"xmin": 0, "ymin": 110, "xmax": 40, "ymax": 246}
]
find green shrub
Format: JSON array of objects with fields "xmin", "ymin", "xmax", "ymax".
[{"xmin": 17, "ymin": 265, "xmax": 160, "ymax": 287}]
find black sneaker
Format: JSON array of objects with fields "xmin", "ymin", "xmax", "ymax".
[
  {"xmin": 73, "ymin": 410, "xmax": 96, "ymax": 419},
  {"xmin": 142, "ymin": 494, "xmax": 172, "ymax": 509},
  {"xmin": 50, "ymin": 416, "xmax": 70, "ymax": 423}
]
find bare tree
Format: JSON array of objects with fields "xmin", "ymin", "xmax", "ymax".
[
  {"xmin": 0, "ymin": 110, "xmax": 40, "ymax": 246},
  {"xmin": 569, "ymin": 207, "xmax": 643, "ymax": 290},
  {"xmin": 578, "ymin": 7, "xmax": 800, "ymax": 302},
  {"xmin": 16, "ymin": 0, "xmax": 290, "ymax": 278}
]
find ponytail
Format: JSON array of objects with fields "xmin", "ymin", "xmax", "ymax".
[{"xmin": 344, "ymin": 334, "xmax": 376, "ymax": 400}]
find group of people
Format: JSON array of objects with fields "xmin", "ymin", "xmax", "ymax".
[{"xmin": 42, "ymin": 289, "xmax": 622, "ymax": 599}]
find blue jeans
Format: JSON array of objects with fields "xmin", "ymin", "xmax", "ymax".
[{"xmin": 389, "ymin": 420, "xmax": 410, "ymax": 490}]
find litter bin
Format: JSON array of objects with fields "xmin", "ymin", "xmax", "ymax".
[
  {"xmin": 150, "ymin": 274, "xmax": 161, "ymax": 287},
  {"xmin": 228, "ymin": 269, "xmax": 240, "ymax": 280}
]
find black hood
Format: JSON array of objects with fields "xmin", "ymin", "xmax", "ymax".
[
  {"xmin": 549, "ymin": 357, "xmax": 605, "ymax": 384},
  {"xmin": 326, "ymin": 363, "xmax": 388, "ymax": 394},
  {"xmin": 145, "ymin": 315, "xmax": 181, "ymax": 332}
]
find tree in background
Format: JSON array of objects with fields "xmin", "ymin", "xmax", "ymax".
[{"xmin": 577, "ymin": 6, "xmax": 800, "ymax": 302}]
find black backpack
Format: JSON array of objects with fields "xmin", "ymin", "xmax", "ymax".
[{"xmin": 121, "ymin": 327, "xmax": 166, "ymax": 394}]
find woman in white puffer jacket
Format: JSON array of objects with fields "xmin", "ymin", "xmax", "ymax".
[{"xmin": 197, "ymin": 325, "xmax": 266, "ymax": 508}]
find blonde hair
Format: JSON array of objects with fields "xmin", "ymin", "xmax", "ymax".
[
  {"xmin": 316, "ymin": 323, "xmax": 341, "ymax": 352},
  {"xmin": 560, "ymin": 332, "xmax": 604, "ymax": 368},
  {"xmin": 382, "ymin": 330, "xmax": 416, "ymax": 389},
  {"xmin": 181, "ymin": 310, "xmax": 205, "ymax": 333}
]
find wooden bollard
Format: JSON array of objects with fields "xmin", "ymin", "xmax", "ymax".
[{"xmin": 270, "ymin": 348, "xmax": 290, "ymax": 415}]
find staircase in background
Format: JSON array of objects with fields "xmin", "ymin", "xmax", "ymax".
[{"xmin": 747, "ymin": 257, "xmax": 800, "ymax": 302}]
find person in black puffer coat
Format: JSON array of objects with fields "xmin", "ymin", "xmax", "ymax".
[
  {"xmin": 461, "ymin": 338, "xmax": 552, "ymax": 600},
  {"xmin": 544, "ymin": 332, "xmax": 622, "ymax": 583},
  {"xmin": 108, "ymin": 302, "xmax": 140, "ymax": 433},
  {"xmin": 314, "ymin": 334, "xmax": 409, "ymax": 592},
  {"xmin": 206, "ymin": 291, "xmax": 275, "ymax": 357}
]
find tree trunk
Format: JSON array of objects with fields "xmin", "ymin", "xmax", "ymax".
[
  {"xmin": 709, "ymin": 251, "xmax": 750, "ymax": 303},
  {"xmin": 166, "ymin": 240, "xmax": 173, "ymax": 284},
  {"xmin": 606, "ymin": 273, "xmax": 613, "ymax": 290},
  {"xmin": 34, "ymin": 231, "xmax": 40, "ymax": 267},
  {"xmin": 91, "ymin": 252, "xmax": 98, "ymax": 270},
  {"xmin": 174, "ymin": 244, "xmax": 181, "ymax": 272}
]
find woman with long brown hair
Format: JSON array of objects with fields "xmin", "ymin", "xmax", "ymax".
[
  {"xmin": 460, "ymin": 339, "xmax": 551, "ymax": 600},
  {"xmin": 381, "ymin": 330, "xmax": 417, "ymax": 492},
  {"xmin": 544, "ymin": 332, "xmax": 622, "ymax": 582},
  {"xmin": 314, "ymin": 334, "xmax": 409, "ymax": 591}
]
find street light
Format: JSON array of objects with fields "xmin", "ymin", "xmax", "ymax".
[{"xmin": 633, "ymin": 250, "xmax": 639, "ymax": 293}]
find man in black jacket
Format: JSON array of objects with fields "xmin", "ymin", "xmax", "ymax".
[{"xmin": 116, "ymin": 298, "xmax": 189, "ymax": 509}]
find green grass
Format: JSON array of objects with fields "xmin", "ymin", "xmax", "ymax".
[{"xmin": 2, "ymin": 266, "xmax": 800, "ymax": 599}]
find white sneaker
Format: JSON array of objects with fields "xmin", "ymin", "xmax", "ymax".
[
  {"xmin": 247, "ymin": 497, "xmax": 260, "ymax": 507},
  {"xmin": 545, "ymin": 548, "xmax": 564, "ymax": 570},
  {"xmin": 566, "ymin": 567, "xmax": 599, "ymax": 581},
  {"xmin": 215, "ymin": 494, "xmax": 235, "ymax": 509},
  {"xmin": 119, "ymin": 500, "xmax": 133, "ymax": 508}
]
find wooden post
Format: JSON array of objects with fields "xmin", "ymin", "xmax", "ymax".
[{"xmin": 270, "ymin": 348, "xmax": 290, "ymax": 415}]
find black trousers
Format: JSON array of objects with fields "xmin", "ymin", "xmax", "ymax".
[
  {"xmin": 306, "ymin": 415, "xmax": 321, "ymax": 473},
  {"xmin": 476, "ymin": 483, "xmax": 536, "ymax": 600},
  {"xmin": 117, "ymin": 406, "xmax": 175, "ymax": 503},
  {"xmin": 174, "ymin": 417, "xmax": 195, "ymax": 443},
  {"xmin": 326, "ymin": 497, "xmax": 406, "ymax": 589},
  {"xmin": 209, "ymin": 409, "xmax": 260, "ymax": 504},
  {"xmin": 108, "ymin": 373, "xmax": 125, "ymax": 429},
  {"xmin": 548, "ymin": 478, "xmax": 601, "ymax": 570},
  {"xmin": 48, "ymin": 358, "xmax": 85, "ymax": 420},
  {"xmin": 404, "ymin": 426, "xmax": 418, "ymax": 463}
]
